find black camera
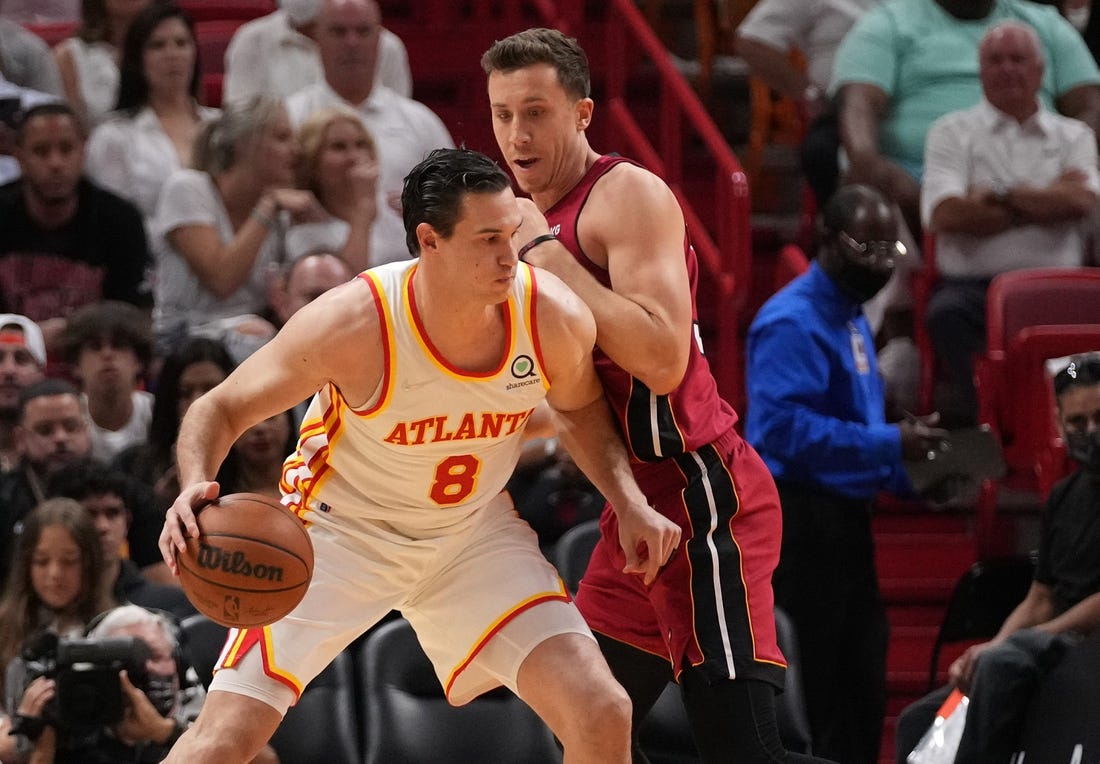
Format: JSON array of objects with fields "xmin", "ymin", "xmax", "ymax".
[{"xmin": 22, "ymin": 632, "xmax": 151, "ymax": 730}]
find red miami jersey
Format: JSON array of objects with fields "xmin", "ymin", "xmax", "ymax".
[{"xmin": 544, "ymin": 155, "xmax": 738, "ymax": 464}]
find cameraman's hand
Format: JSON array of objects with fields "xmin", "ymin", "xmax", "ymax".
[
  {"xmin": 17, "ymin": 676, "xmax": 55, "ymax": 719},
  {"xmin": 115, "ymin": 670, "xmax": 176, "ymax": 746}
]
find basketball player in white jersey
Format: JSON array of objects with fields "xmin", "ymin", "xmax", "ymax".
[{"xmin": 158, "ymin": 148, "xmax": 681, "ymax": 764}]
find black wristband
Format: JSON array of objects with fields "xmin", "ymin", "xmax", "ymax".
[{"xmin": 518, "ymin": 233, "xmax": 557, "ymax": 261}]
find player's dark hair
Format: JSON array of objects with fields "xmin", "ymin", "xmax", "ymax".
[
  {"xmin": 401, "ymin": 148, "xmax": 511, "ymax": 255},
  {"xmin": 481, "ymin": 27, "xmax": 591, "ymax": 101}
]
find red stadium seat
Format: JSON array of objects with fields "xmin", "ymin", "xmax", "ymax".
[
  {"xmin": 178, "ymin": 0, "xmax": 274, "ymax": 23},
  {"xmin": 194, "ymin": 19, "xmax": 245, "ymax": 77},
  {"xmin": 975, "ymin": 267, "xmax": 1100, "ymax": 495},
  {"xmin": 23, "ymin": 21, "xmax": 78, "ymax": 47}
]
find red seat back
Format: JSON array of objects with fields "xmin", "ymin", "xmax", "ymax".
[
  {"xmin": 979, "ymin": 268, "xmax": 1100, "ymax": 493},
  {"xmin": 23, "ymin": 21, "xmax": 78, "ymax": 47},
  {"xmin": 986, "ymin": 268, "xmax": 1100, "ymax": 354}
]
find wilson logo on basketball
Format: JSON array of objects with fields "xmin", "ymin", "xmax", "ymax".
[{"xmin": 197, "ymin": 543, "xmax": 285, "ymax": 582}]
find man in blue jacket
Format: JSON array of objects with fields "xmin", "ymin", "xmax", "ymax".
[{"xmin": 746, "ymin": 184, "xmax": 948, "ymax": 763}]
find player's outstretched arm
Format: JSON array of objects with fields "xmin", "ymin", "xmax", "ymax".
[
  {"xmin": 516, "ymin": 169, "xmax": 693, "ymax": 394},
  {"xmin": 159, "ymin": 278, "xmax": 386, "ymax": 572},
  {"xmin": 536, "ymin": 269, "xmax": 681, "ymax": 585}
]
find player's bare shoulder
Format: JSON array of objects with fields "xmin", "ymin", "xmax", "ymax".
[
  {"xmin": 580, "ymin": 161, "xmax": 685, "ymax": 264},
  {"xmin": 278, "ymin": 274, "xmax": 387, "ymax": 399}
]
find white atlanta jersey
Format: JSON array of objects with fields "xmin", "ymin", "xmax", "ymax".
[{"xmin": 280, "ymin": 259, "xmax": 550, "ymax": 536}]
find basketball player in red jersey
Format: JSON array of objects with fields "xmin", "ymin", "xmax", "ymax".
[{"xmin": 484, "ymin": 29, "xmax": 832, "ymax": 763}]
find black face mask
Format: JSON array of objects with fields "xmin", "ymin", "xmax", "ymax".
[
  {"xmin": 1066, "ymin": 429, "xmax": 1100, "ymax": 474},
  {"xmin": 142, "ymin": 673, "xmax": 178, "ymax": 717},
  {"xmin": 822, "ymin": 257, "xmax": 893, "ymax": 304}
]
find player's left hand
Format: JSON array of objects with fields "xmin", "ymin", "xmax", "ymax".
[{"xmin": 616, "ymin": 503, "xmax": 681, "ymax": 586}]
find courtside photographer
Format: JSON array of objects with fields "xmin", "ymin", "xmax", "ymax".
[{"xmin": 4, "ymin": 605, "xmax": 209, "ymax": 764}]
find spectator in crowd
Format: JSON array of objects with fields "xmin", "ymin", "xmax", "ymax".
[
  {"xmin": 0, "ymin": 0, "xmax": 78, "ymax": 25},
  {"xmin": 54, "ymin": 0, "xmax": 152, "ymax": 127},
  {"xmin": 735, "ymin": 0, "xmax": 878, "ymax": 208},
  {"xmin": 287, "ymin": 107, "xmax": 377, "ymax": 269},
  {"xmin": 895, "ymin": 352, "xmax": 1100, "ymax": 763},
  {"xmin": 0, "ymin": 74, "xmax": 59, "ymax": 185},
  {"xmin": 113, "ymin": 337, "xmax": 235, "ymax": 510},
  {"xmin": 922, "ymin": 21, "xmax": 1098, "ymax": 425},
  {"xmin": 0, "ymin": 15, "xmax": 64, "ymax": 96},
  {"xmin": 86, "ymin": 3, "xmax": 219, "ymax": 220},
  {"xmin": 745, "ymin": 185, "xmax": 948, "ymax": 763},
  {"xmin": 836, "ymin": 0, "xmax": 1100, "ymax": 236},
  {"xmin": 268, "ymin": 251, "xmax": 352, "ymax": 328},
  {"xmin": 0, "ymin": 498, "xmax": 114, "ymax": 762},
  {"xmin": 59, "ymin": 302, "xmax": 153, "ymax": 463},
  {"xmin": 47, "ymin": 462, "xmax": 192, "ymax": 616},
  {"xmin": 0, "ymin": 103, "xmax": 150, "ymax": 351},
  {"xmin": 833, "ymin": 0, "xmax": 1100, "ymax": 333},
  {"xmin": 0, "ymin": 380, "xmax": 168, "ymax": 585},
  {"xmin": 286, "ymin": 0, "xmax": 454, "ymax": 266},
  {"xmin": 217, "ymin": 410, "xmax": 297, "ymax": 501},
  {"xmin": 150, "ymin": 95, "xmax": 323, "ymax": 360},
  {"xmin": 266, "ymin": 251, "xmax": 349, "ymax": 425},
  {"xmin": 0, "ymin": 380, "xmax": 91, "ymax": 574},
  {"xmin": 222, "ymin": 0, "xmax": 411, "ymax": 104},
  {"xmin": 0, "ymin": 315, "xmax": 45, "ymax": 472}
]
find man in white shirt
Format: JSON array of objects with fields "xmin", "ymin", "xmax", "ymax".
[
  {"xmin": 222, "ymin": 0, "xmax": 411, "ymax": 105},
  {"xmin": 0, "ymin": 17, "xmax": 64, "ymax": 96},
  {"xmin": 285, "ymin": 0, "xmax": 454, "ymax": 266},
  {"xmin": 921, "ymin": 20, "xmax": 1099, "ymax": 424}
]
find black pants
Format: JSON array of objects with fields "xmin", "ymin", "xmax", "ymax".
[
  {"xmin": 597, "ymin": 633, "xmax": 835, "ymax": 763},
  {"xmin": 772, "ymin": 480, "xmax": 889, "ymax": 764},
  {"xmin": 800, "ymin": 109, "xmax": 840, "ymax": 210},
  {"xmin": 895, "ymin": 629, "xmax": 1072, "ymax": 763},
  {"xmin": 925, "ymin": 278, "xmax": 991, "ymax": 425}
]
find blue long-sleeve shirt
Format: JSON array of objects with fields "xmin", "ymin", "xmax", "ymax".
[{"xmin": 745, "ymin": 262, "xmax": 912, "ymax": 500}]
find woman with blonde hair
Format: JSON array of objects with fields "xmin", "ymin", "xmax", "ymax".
[
  {"xmin": 288, "ymin": 106, "xmax": 380, "ymax": 271},
  {"xmin": 151, "ymin": 94, "xmax": 325, "ymax": 360}
]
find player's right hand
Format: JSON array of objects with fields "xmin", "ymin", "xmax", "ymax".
[
  {"xmin": 617, "ymin": 503, "xmax": 681, "ymax": 586},
  {"xmin": 159, "ymin": 482, "xmax": 220, "ymax": 574}
]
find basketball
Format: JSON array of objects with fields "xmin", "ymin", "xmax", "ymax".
[{"xmin": 177, "ymin": 493, "xmax": 314, "ymax": 628}]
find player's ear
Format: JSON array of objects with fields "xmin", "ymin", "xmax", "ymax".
[
  {"xmin": 416, "ymin": 222, "xmax": 440, "ymax": 254},
  {"xmin": 575, "ymin": 98, "xmax": 593, "ymax": 131}
]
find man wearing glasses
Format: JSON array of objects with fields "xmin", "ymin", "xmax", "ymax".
[{"xmin": 745, "ymin": 184, "xmax": 949, "ymax": 763}]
